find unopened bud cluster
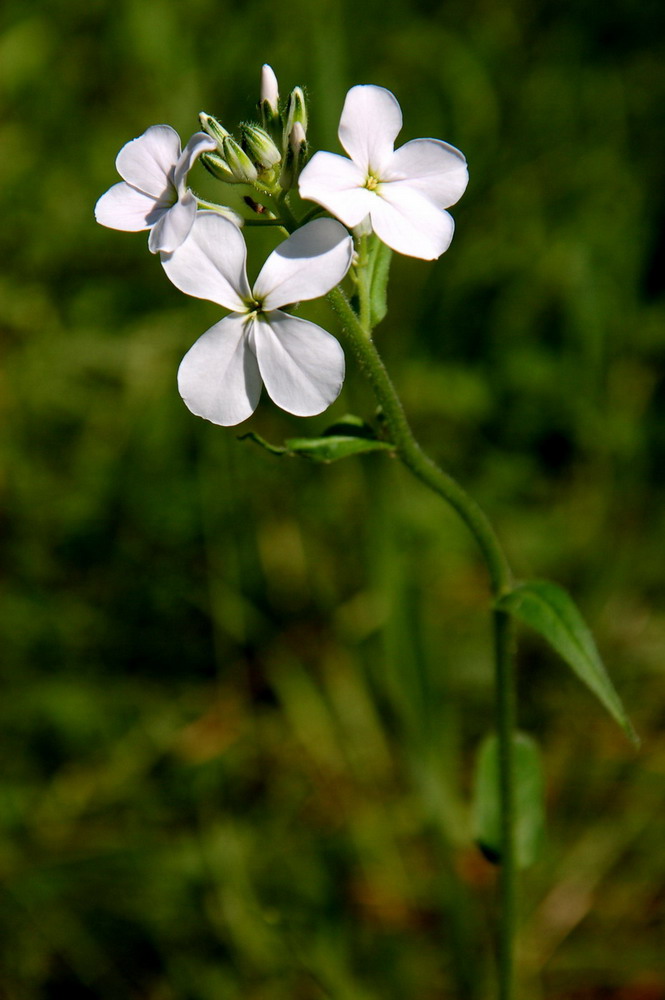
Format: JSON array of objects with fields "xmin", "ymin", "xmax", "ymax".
[{"xmin": 198, "ymin": 65, "xmax": 309, "ymax": 200}]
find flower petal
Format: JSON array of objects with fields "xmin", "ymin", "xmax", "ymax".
[
  {"xmin": 174, "ymin": 131, "xmax": 217, "ymax": 193},
  {"xmin": 115, "ymin": 124, "xmax": 181, "ymax": 198},
  {"xmin": 94, "ymin": 181, "xmax": 165, "ymax": 231},
  {"xmin": 338, "ymin": 85, "xmax": 403, "ymax": 175},
  {"xmin": 370, "ymin": 185, "xmax": 455, "ymax": 259},
  {"xmin": 384, "ymin": 138, "xmax": 469, "ymax": 208},
  {"xmin": 251, "ymin": 311, "xmax": 345, "ymax": 417},
  {"xmin": 254, "ymin": 219, "xmax": 353, "ymax": 311},
  {"xmin": 148, "ymin": 191, "xmax": 197, "ymax": 254},
  {"xmin": 161, "ymin": 212, "xmax": 251, "ymax": 311},
  {"xmin": 298, "ymin": 151, "xmax": 374, "ymax": 228},
  {"xmin": 178, "ymin": 314, "xmax": 262, "ymax": 426}
]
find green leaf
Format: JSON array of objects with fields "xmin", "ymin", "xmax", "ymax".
[
  {"xmin": 239, "ymin": 417, "xmax": 395, "ymax": 464},
  {"xmin": 285, "ymin": 434, "xmax": 393, "ymax": 463},
  {"xmin": 496, "ymin": 580, "xmax": 638, "ymax": 745},
  {"xmin": 472, "ymin": 732, "xmax": 545, "ymax": 869},
  {"xmin": 368, "ymin": 237, "xmax": 392, "ymax": 328}
]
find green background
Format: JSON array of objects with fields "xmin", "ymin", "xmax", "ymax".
[{"xmin": 1, "ymin": 0, "xmax": 664, "ymax": 996}]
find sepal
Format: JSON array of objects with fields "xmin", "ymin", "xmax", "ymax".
[
  {"xmin": 283, "ymin": 86, "xmax": 308, "ymax": 148},
  {"xmin": 198, "ymin": 112, "xmax": 230, "ymax": 151},
  {"xmin": 241, "ymin": 124, "xmax": 282, "ymax": 170},
  {"xmin": 200, "ymin": 151, "xmax": 236, "ymax": 184},
  {"xmin": 222, "ymin": 136, "xmax": 259, "ymax": 184}
]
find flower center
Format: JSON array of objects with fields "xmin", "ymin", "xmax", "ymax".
[
  {"xmin": 244, "ymin": 297, "xmax": 264, "ymax": 321},
  {"xmin": 364, "ymin": 173, "xmax": 380, "ymax": 192}
]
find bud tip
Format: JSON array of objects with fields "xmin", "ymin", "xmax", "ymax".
[{"xmin": 260, "ymin": 65, "xmax": 279, "ymax": 112}]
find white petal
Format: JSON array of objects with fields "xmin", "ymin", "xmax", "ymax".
[
  {"xmin": 94, "ymin": 181, "xmax": 164, "ymax": 231},
  {"xmin": 298, "ymin": 151, "xmax": 375, "ymax": 228},
  {"xmin": 148, "ymin": 192, "xmax": 197, "ymax": 254},
  {"xmin": 178, "ymin": 315, "xmax": 262, "ymax": 426},
  {"xmin": 174, "ymin": 131, "xmax": 217, "ymax": 193},
  {"xmin": 370, "ymin": 185, "xmax": 455, "ymax": 259},
  {"xmin": 252, "ymin": 311, "xmax": 345, "ymax": 417},
  {"xmin": 384, "ymin": 138, "xmax": 469, "ymax": 208},
  {"xmin": 115, "ymin": 124, "xmax": 181, "ymax": 198},
  {"xmin": 161, "ymin": 212, "xmax": 251, "ymax": 311},
  {"xmin": 254, "ymin": 219, "xmax": 353, "ymax": 311},
  {"xmin": 338, "ymin": 85, "xmax": 403, "ymax": 175}
]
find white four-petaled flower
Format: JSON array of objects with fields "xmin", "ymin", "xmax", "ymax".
[
  {"xmin": 161, "ymin": 215, "xmax": 353, "ymax": 426},
  {"xmin": 95, "ymin": 125, "xmax": 217, "ymax": 253},
  {"xmin": 298, "ymin": 85, "xmax": 469, "ymax": 260}
]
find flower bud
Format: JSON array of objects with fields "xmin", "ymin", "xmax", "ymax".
[
  {"xmin": 259, "ymin": 65, "xmax": 282, "ymax": 141},
  {"xmin": 200, "ymin": 151, "xmax": 236, "ymax": 184},
  {"xmin": 260, "ymin": 65, "xmax": 279, "ymax": 115},
  {"xmin": 283, "ymin": 87, "xmax": 308, "ymax": 148},
  {"xmin": 198, "ymin": 112, "xmax": 230, "ymax": 151},
  {"xmin": 222, "ymin": 136, "xmax": 258, "ymax": 184},
  {"xmin": 241, "ymin": 124, "xmax": 281, "ymax": 170},
  {"xmin": 279, "ymin": 121, "xmax": 307, "ymax": 190}
]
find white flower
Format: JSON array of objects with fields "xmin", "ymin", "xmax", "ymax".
[
  {"xmin": 298, "ymin": 85, "xmax": 469, "ymax": 260},
  {"xmin": 95, "ymin": 125, "xmax": 217, "ymax": 253},
  {"xmin": 161, "ymin": 215, "xmax": 353, "ymax": 426}
]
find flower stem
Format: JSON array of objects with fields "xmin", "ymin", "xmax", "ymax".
[
  {"xmin": 327, "ymin": 286, "xmax": 512, "ymax": 596},
  {"xmin": 494, "ymin": 607, "xmax": 517, "ymax": 1000},
  {"xmin": 328, "ymin": 282, "xmax": 518, "ymax": 1000}
]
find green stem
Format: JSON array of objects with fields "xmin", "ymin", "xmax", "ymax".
[
  {"xmin": 327, "ymin": 282, "xmax": 518, "ymax": 999},
  {"xmin": 327, "ymin": 286, "xmax": 512, "ymax": 596},
  {"xmin": 355, "ymin": 234, "xmax": 372, "ymax": 331},
  {"xmin": 274, "ymin": 192, "xmax": 299, "ymax": 231},
  {"xmin": 494, "ymin": 607, "xmax": 517, "ymax": 1000}
]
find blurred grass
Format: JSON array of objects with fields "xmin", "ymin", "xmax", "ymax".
[{"xmin": 1, "ymin": 0, "xmax": 665, "ymax": 996}]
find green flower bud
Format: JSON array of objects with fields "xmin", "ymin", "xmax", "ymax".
[
  {"xmin": 222, "ymin": 136, "xmax": 258, "ymax": 184},
  {"xmin": 200, "ymin": 151, "xmax": 236, "ymax": 184},
  {"xmin": 198, "ymin": 112, "xmax": 230, "ymax": 151},
  {"xmin": 241, "ymin": 124, "xmax": 281, "ymax": 170},
  {"xmin": 279, "ymin": 121, "xmax": 308, "ymax": 191},
  {"xmin": 283, "ymin": 87, "xmax": 308, "ymax": 149}
]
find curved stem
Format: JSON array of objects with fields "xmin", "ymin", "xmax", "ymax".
[
  {"xmin": 328, "ymin": 282, "xmax": 518, "ymax": 1000},
  {"xmin": 327, "ymin": 286, "xmax": 512, "ymax": 597}
]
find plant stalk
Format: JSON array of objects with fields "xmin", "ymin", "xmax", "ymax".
[{"xmin": 328, "ymin": 283, "xmax": 518, "ymax": 999}]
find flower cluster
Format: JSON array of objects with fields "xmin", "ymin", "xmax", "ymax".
[{"xmin": 95, "ymin": 67, "xmax": 468, "ymax": 426}]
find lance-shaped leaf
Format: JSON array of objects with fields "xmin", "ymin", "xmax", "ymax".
[
  {"xmin": 285, "ymin": 434, "xmax": 394, "ymax": 462},
  {"xmin": 239, "ymin": 416, "xmax": 394, "ymax": 463},
  {"xmin": 496, "ymin": 580, "xmax": 638, "ymax": 745},
  {"xmin": 472, "ymin": 732, "xmax": 545, "ymax": 869}
]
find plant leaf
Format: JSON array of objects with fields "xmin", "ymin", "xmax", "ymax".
[
  {"xmin": 285, "ymin": 434, "xmax": 394, "ymax": 463},
  {"xmin": 472, "ymin": 732, "xmax": 545, "ymax": 869},
  {"xmin": 496, "ymin": 580, "xmax": 638, "ymax": 745},
  {"xmin": 239, "ymin": 419, "xmax": 395, "ymax": 463}
]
